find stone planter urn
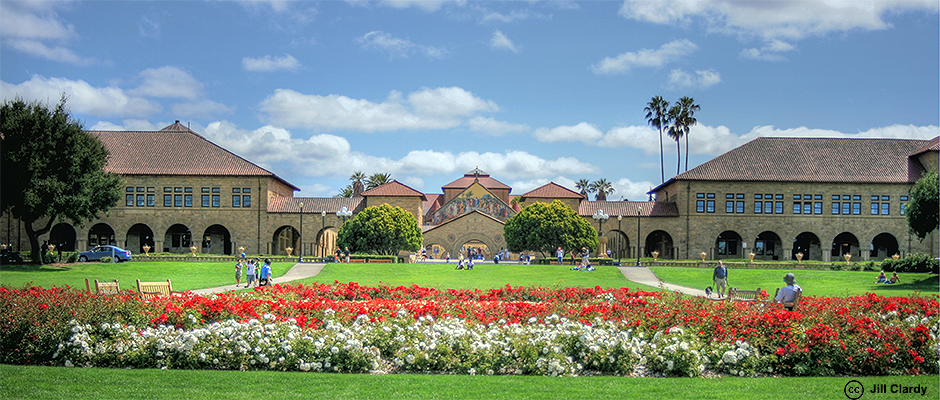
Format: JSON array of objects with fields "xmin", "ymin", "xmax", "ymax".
[
  {"xmin": 892, "ymin": 254, "xmax": 900, "ymax": 261},
  {"xmin": 748, "ymin": 252, "xmax": 755, "ymax": 262},
  {"xmin": 190, "ymin": 246, "xmax": 198, "ymax": 256},
  {"xmin": 142, "ymin": 245, "xmax": 150, "ymax": 255},
  {"xmin": 47, "ymin": 244, "xmax": 56, "ymax": 253},
  {"xmin": 796, "ymin": 252, "xmax": 803, "ymax": 263},
  {"xmin": 651, "ymin": 251, "xmax": 659, "ymax": 261},
  {"xmin": 699, "ymin": 252, "xmax": 707, "ymax": 262},
  {"xmin": 286, "ymin": 247, "xmax": 293, "ymax": 257},
  {"xmin": 844, "ymin": 254, "xmax": 851, "ymax": 264}
]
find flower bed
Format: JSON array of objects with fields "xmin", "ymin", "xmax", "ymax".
[{"xmin": 1, "ymin": 283, "xmax": 937, "ymax": 377}]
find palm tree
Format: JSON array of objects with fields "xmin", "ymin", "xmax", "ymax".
[
  {"xmin": 644, "ymin": 96, "xmax": 670, "ymax": 184},
  {"xmin": 667, "ymin": 103, "xmax": 683, "ymax": 176},
  {"xmin": 336, "ymin": 184, "xmax": 354, "ymax": 198},
  {"xmin": 349, "ymin": 171, "xmax": 366, "ymax": 197},
  {"xmin": 365, "ymin": 172, "xmax": 392, "ymax": 189},
  {"xmin": 575, "ymin": 179, "xmax": 594, "ymax": 198},
  {"xmin": 676, "ymin": 96, "xmax": 700, "ymax": 172},
  {"xmin": 590, "ymin": 178, "xmax": 615, "ymax": 201}
]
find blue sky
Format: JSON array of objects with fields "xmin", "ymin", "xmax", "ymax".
[{"xmin": 2, "ymin": 0, "xmax": 938, "ymax": 200}]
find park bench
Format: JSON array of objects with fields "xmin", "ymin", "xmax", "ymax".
[
  {"xmin": 727, "ymin": 287, "xmax": 764, "ymax": 302},
  {"xmin": 348, "ymin": 258, "xmax": 367, "ymax": 263},
  {"xmin": 368, "ymin": 259, "xmax": 393, "ymax": 263},
  {"xmin": 772, "ymin": 287, "xmax": 803, "ymax": 311},
  {"xmin": 85, "ymin": 279, "xmax": 120, "ymax": 295},
  {"xmin": 136, "ymin": 279, "xmax": 182, "ymax": 299}
]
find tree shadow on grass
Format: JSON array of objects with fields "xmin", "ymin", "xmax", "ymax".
[{"xmin": 0, "ymin": 263, "xmax": 74, "ymax": 272}]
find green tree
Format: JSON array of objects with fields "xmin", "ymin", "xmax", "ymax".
[
  {"xmin": 906, "ymin": 171, "xmax": 939, "ymax": 240},
  {"xmin": 590, "ymin": 178, "xmax": 615, "ymax": 201},
  {"xmin": 349, "ymin": 171, "xmax": 366, "ymax": 197},
  {"xmin": 1, "ymin": 96, "xmax": 122, "ymax": 264},
  {"xmin": 644, "ymin": 95, "xmax": 671, "ymax": 183},
  {"xmin": 675, "ymin": 96, "xmax": 700, "ymax": 172},
  {"xmin": 365, "ymin": 172, "xmax": 392, "ymax": 189},
  {"xmin": 336, "ymin": 204, "xmax": 422, "ymax": 255},
  {"xmin": 336, "ymin": 184, "xmax": 354, "ymax": 198},
  {"xmin": 667, "ymin": 103, "xmax": 682, "ymax": 175},
  {"xmin": 503, "ymin": 200, "xmax": 597, "ymax": 257},
  {"xmin": 575, "ymin": 179, "xmax": 594, "ymax": 198}
]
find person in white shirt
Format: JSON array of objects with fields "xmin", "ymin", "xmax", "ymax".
[{"xmin": 773, "ymin": 273, "xmax": 802, "ymax": 310}]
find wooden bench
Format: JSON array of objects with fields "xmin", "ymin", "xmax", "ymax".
[
  {"xmin": 368, "ymin": 259, "xmax": 393, "ymax": 263},
  {"xmin": 136, "ymin": 279, "xmax": 182, "ymax": 299},
  {"xmin": 727, "ymin": 287, "xmax": 764, "ymax": 302},
  {"xmin": 772, "ymin": 287, "xmax": 803, "ymax": 311},
  {"xmin": 85, "ymin": 279, "xmax": 120, "ymax": 295},
  {"xmin": 348, "ymin": 258, "xmax": 367, "ymax": 263}
]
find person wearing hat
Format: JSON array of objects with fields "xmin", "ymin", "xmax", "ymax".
[{"xmin": 773, "ymin": 273, "xmax": 802, "ymax": 310}]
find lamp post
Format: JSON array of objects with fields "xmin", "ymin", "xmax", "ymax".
[
  {"xmin": 592, "ymin": 209, "xmax": 608, "ymax": 257},
  {"xmin": 321, "ymin": 211, "xmax": 326, "ymax": 258},
  {"xmin": 635, "ymin": 205, "xmax": 642, "ymax": 267},
  {"xmin": 617, "ymin": 215, "xmax": 622, "ymax": 265},
  {"xmin": 298, "ymin": 201, "xmax": 304, "ymax": 262}
]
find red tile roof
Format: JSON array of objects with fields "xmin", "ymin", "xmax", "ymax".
[
  {"xmin": 267, "ymin": 196, "xmax": 364, "ymax": 213},
  {"xmin": 442, "ymin": 169, "xmax": 511, "ymax": 190},
  {"xmin": 579, "ymin": 201, "xmax": 676, "ymax": 217},
  {"xmin": 361, "ymin": 181, "xmax": 428, "ymax": 200},
  {"xmin": 912, "ymin": 136, "xmax": 939, "ymax": 156},
  {"xmin": 520, "ymin": 182, "xmax": 584, "ymax": 199},
  {"xmin": 90, "ymin": 121, "xmax": 298, "ymax": 190},
  {"xmin": 653, "ymin": 137, "xmax": 933, "ymax": 192}
]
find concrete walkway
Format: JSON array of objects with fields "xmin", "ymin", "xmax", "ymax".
[
  {"xmin": 190, "ymin": 262, "xmax": 325, "ymax": 295},
  {"xmin": 618, "ymin": 265, "xmax": 709, "ymax": 297}
]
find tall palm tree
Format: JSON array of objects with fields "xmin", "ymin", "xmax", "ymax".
[
  {"xmin": 644, "ymin": 96, "xmax": 670, "ymax": 184},
  {"xmin": 667, "ymin": 103, "xmax": 683, "ymax": 176},
  {"xmin": 365, "ymin": 172, "xmax": 392, "ymax": 189},
  {"xmin": 349, "ymin": 171, "xmax": 366, "ymax": 197},
  {"xmin": 590, "ymin": 178, "xmax": 615, "ymax": 201},
  {"xmin": 676, "ymin": 96, "xmax": 700, "ymax": 172},
  {"xmin": 575, "ymin": 178, "xmax": 594, "ymax": 198},
  {"xmin": 336, "ymin": 184, "xmax": 354, "ymax": 198}
]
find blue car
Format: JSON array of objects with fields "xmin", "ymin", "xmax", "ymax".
[{"xmin": 79, "ymin": 245, "xmax": 132, "ymax": 262}]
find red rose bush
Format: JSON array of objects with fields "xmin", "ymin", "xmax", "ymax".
[{"xmin": 1, "ymin": 283, "xmax": 937, "ymax": 377}]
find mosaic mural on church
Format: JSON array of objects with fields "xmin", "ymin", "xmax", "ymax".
[{"xmin": 431, "ymin": 182, "xmax": 514, "ymax": 224}]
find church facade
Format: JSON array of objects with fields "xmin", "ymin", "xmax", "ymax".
[{"xmin": 2, "ymin": 121, "xmax": 936, "ymax": 262}]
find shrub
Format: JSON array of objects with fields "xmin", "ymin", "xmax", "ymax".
[
  {"xmin": 99, "ymin": 256, "xmax": 113, "ymax": 263},
  {"xmin": 881, "ymin": 254, "xmax": 939, "ymax": 274}
]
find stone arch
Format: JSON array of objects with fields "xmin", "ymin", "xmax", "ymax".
[
  {"xmin": 453, "ymin": 232, "xmax": 497, "ymax": 260},
  {"xmin": 126, "ymin": 223, "xmax": 155, "ymax": 254},
  {"xmin": 754, "ymin": 231, "xmax": 782, "ymax": 261},
  {"xmin": 831, "ymin": 232, "xmax": 861, "ymax": 259},
  {"xmin": 88, "ymin": 223, "xmax": 116, "ymax": 248},
  {"xmin": 272, "ymin": 225, "xmax": 299, "ymax": 256},
  {"xmin": 49, "ymin": 222, "xmax": 77, "ymax": 251},
  {"xmin": 870, "ymin": 232, "xmax": 899, "ymax": 260},
  {"xmin": 645, "ymin": 230, "xmax": 674, "ymax": 260},
  {"xmin": 605, "ymin": 230, "xmax": 630, "ymax": 261},
  {"xmin": 792, "ymin": 232, "xmax": 821, "ymax": 261},
  {"xmin": 202, "ymin": 224, "xmax": 232, "ymax": 255},
  {"xmin": 715, "ymin": 230, "xmax": 743, "ymax": 259},
  {"xmin": 314, "ymin": 226, "xmax": 338, "ymax": 259},
  {"xmin": 164, "ymin": 224, "xmax": 192, "ymax": 254}
]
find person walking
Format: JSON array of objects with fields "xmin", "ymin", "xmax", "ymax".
[
  {"xmin": 246, "ymin": 259, "xmax": 257, "ymax": 287},
  {"xmin": 235, "ymin": 259, "xmax": 243, "ymax": 287},
  {"xmin": 259, "ymin": 258, "xmax": 272, "ymax": 286},
  {"xmin": 712, "ymin": 260, "xmax": 728, "ymax": 298},
  {"xmin": 557, "ymin": 247, "xmax": 564, "ymax": 265}
]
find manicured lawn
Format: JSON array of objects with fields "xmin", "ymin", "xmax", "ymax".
[
  {"xmin": 0, "ymin": 261, "xmax": 293, "ymax": 292},
  {"xmin": 650, "ymin": 266, "xmax": 939, "ymax": 297},
  {"xmin": 2, "ymin": 365, "xmax": 936, "ymax": 400},
  {"xmin": 300, "ymin": 263, "xmax": 658, "ymax": 291}
]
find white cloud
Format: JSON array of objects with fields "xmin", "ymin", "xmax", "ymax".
[
  {"xmin": 0, "ymin": 1, "xmax": 98, "ymax": 66},
  {"xmin": 592, "ymin": 39, "xmax": 697, "ymax": 74},
  {"xmin": 170, "ymin": 100, "xmax": 234, "ymax": 119},
  {"xmin": 597, "ymin": 125, "xmax": 659, "ymax": 153},
  {"xmin": 614, "ymin": 177, "xmax": 657, "ymax": 202},
  {"xmin": 1, "ymin": 75, "xmax": 161, "ymax": 117},
  {"xmin": 242, "ymin": 54, "xmax": 302, "ymax": 72},
  {"xmin": 357, "ymin": 30, "xmax": 447, "ymax": 59},
  {"xmin": 619, "ymin": 0, "xmax": 940, "ymax": 41},
  {"xmin": 373, "ymin": 0, "xmax": 464, "ymax": 12},
  {"xmin": 4, "ymin": 39, "xmax": 94, "ymax": 66},
  {"xmin": 665, "ymin": 68, "xmax": 721, "ymax": 90},
  {"xmin": 132, "ymin": 66, "xmax": 204, "ymax": 100},
  {"xmin": 465, "ymin": 116, "xmax": 529, "ymax": 135},
  {"xmin": 260, "ymin": 86, "xmax": 505, "ymax": 132},
  {"xmin": 740, "ymin": 40, "xmax": 795, "ymax": 61},
  {"xmin": 490, "ymin": 30, "xmax": 519, "ymax": 52},
  {"xmin": 88, "ymin": 119, "xmax": 167, "ymax": 131},
  {"xmin": 533, "ymin": 122, "xmax": 604, "ymax": 143},
  {"xmin": 138, "ymin": 16, "xmax": 161, "ymax": 38}
]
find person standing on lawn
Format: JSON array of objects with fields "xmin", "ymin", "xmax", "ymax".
[
  {"xmin": 235, "ymin": 259, "xmax": 243, "ymax": 287},
  {"xmin": 246, "ymin": 259, "xmax": 257, "ymax": 287},
  {"xmin": 713, "ymin": 260, "xmax": 728, "ymax": 298},
  {"xmin": 259, "ymin": 258, "xmax": 272, "ymax": 286},
  {"xmin": 557, "ymin": 247, "xmax": 564, "ymax": 265}
]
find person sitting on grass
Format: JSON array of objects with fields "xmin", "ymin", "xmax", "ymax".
[
  {"xmin": 466, "ymin": 258, "xmax": 474, "ymax": 270},
  {"xmin": 885, "ymin": 272, "xmax": 901, "ymax": 284},
  {"xmin": 874, "ymin": 271, "xmax": 887, "ymax": 283},
  {"xmin": 455, "ymin": 259, "xmax": 464, "ymax": 270}
]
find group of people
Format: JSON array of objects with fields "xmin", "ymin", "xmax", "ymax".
[
  {"xmin": 711, "ymin": 260, "xmax": 802, "ymax": 309},
  {"xmin": 234, "ymin": 258, "xmax": 272, "ymax": 287},
  {"xmin": 455, "ymin": 257, "xmax": 474, "ymax": 270},
  {"xmin": 874, "ymin": 271, "xmax": 901, "ymax": 284},
  {"xmin": 334, "ymin": 247, "xmax": 351, "ymax": 263}
]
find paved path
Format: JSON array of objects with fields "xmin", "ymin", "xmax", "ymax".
[{"xmin": 190, "ymin": 262, "xmax": 711, "ymax": 298}]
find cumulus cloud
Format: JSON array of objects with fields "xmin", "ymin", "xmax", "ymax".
[
  {"xmin": 490, "ymin": 30, "xmax": 519, "ymax": 52},
  {"xmin": 0, "ymin": 1, "xmax": 97, "ymax": 66},
  {"xmin": 465, "ymin": 116, "xmax": 529, "ymax": 135},
  {"xmin": 4, "ymin": 39, "xmax": 94, "ymax": 66},
  {"xmin": 357, "ymin": 30, "xmax": 447, "ymax": 59},
  {"xmin": 1, "ymin": 75, "xmax": 161, "ymax": 117},
  {"xmin": 132, "ymin": 66, "xmax": 204, "ymax": 100},
  {"xmin": 592, "ymin": 39, "xmax": 697, "ymax": 74},
  {"xmin": 740, "ymin": 40, "xmax": 796, "ymax": 61},
  {"xmin": 533, "ymin": 122, "xmax": 604, "ymax": 144},
  {"xmin": 260, "ymin": 86, "xmax": 513, "ymax": 132},
  {"xmin": 243, "ymin": 54, "xmax": 302, "ymax": 72},
  {"xmin": 371, "ymin": 0, "xmax": 464, "ymax": 12},
  {"xmin": 619, "ymin": 0, "xmax": 939, "ymax": 41},
  {"xmin": 614, "ymin": 177, "xmax": 658, "ymax": 201},
  {"xmin": 664, "ymin": 68, "xmax": 721, "ymax": 90}
]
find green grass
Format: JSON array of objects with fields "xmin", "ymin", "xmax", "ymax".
[
  {"xmin": 1, "ymin": 365, "xmax": 936, "ymax": 400},
  {"xmin": 0, "ymin": 261, "xmax": 293, "ymax": 292},
  {"xmin": 651, "ymin": 266, "xmax": 940, "ymax": 297},
  {"xmin": 301, "ymin": 263, "xmax": 658, "ymax": 291}
]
